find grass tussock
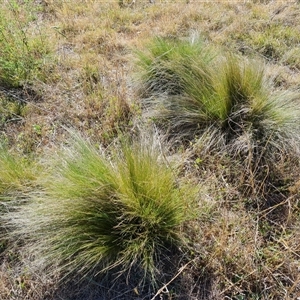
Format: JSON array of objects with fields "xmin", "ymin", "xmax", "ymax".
[
  {"xmin": 6, "ymin": 134, "xmax": 196, "ymax": 283},
  {"xmin": 137, "ymin": 37, "xmax": 300, "ymax": 198},
  {"xmin": 137, "ymin": 38, "xmax": 300, "ymax": 145}
]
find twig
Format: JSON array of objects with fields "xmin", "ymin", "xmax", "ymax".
[{"xmin": 150, "ymin": 259, "xmax": 195, "ymax": 300}]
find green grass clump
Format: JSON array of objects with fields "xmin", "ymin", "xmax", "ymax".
[
  {"xmin": 213, "ymin": 56, "xmax": 300, "ymax": 154},
  {"xmin": 136, "ymin": 37, "xmax": 215, "ymax": 98},
  {"xmin": 137, "ymin": 38, "xmax": 300, "ymax": 141},
  {"xmin": 9, "ymin": 134, "xmax": 195, "ymax": 281}
]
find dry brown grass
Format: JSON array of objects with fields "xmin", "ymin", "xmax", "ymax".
[
  {"xmin": 1, "ymin": 1, "xmax": 300, "ymax": 299},
  {"xmin": 3, "ymin": 1, "xmax": 300, "ymax": 148}
]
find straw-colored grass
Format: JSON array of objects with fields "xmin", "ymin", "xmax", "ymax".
[{"xmin": 1, "ymin": 1, "xmax": 300, "ymax": 299}]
